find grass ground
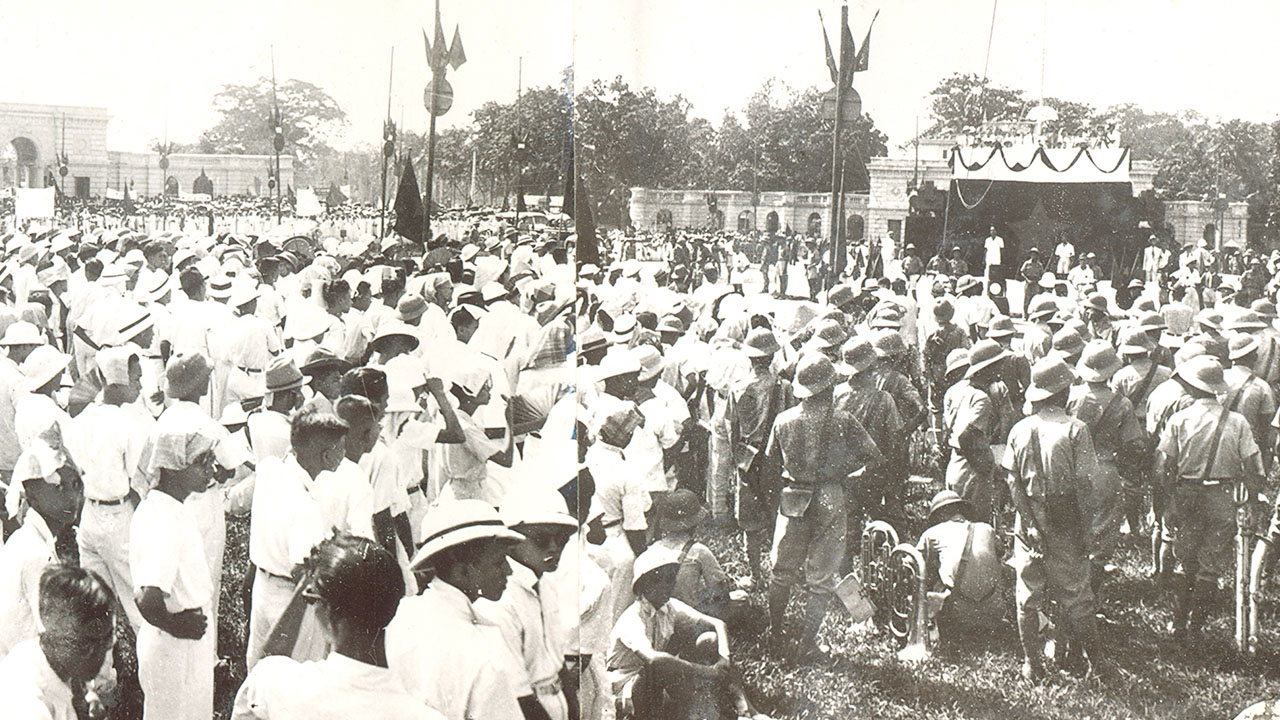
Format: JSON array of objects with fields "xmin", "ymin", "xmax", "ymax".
[
  {"xmin": 104, "ymin": 482, "xmax": 1280, "ymax": 720},
  {"xmin": 707, "ymin": 476, "xmax": 1280, "ymax": 720}
]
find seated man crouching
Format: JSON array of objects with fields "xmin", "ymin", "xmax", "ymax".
[
  {"xmin": 916, "ymin": 490, "xmax": 1006, "ymax": 640},
  {"xmin": 607, "ymin": 545, "xmax": 769, "ymax": 720}
]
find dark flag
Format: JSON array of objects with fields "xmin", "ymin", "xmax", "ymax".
[
  {"xmin": 818, "ymin": 11, "xmax": 838, "ymax": 85},
  {"xmin": 573, "ymin": 172, "xmax": 599, "ymax": 267},
  {"xmin": 326, "ymin": 184, "xmax": 347, "ymax": 207},
  {"xmin": 448, "ymin": 25, "xmax": 467, "ymax": 70},
  {"xmin": 286, "ymin": 185, "xmax": 297, "ymax": 206},
  {"xmin": 854, "ymin": 11, "xmax": 878, "ymax": 73},
  {"xmin": 840, "ymin": 15, "xmax": 857, "ymax": 88},
  {"xmin": 393, "ymin": 156, "xmax": 425, "ymax": 244},
  {"xmin": 562, "ymin": 141, "xmax": 575, "ymax": 219},
  {"xmin": 122, "ymin": 184, "xmax": 136, "ymax": 216}
]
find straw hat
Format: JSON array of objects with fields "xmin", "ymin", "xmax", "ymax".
[
  {"xmin": 0, "ymin": 321, "xmax": 44, "ymax": 347},
  {"xmin": 264, "ymin": 356, "xmax": 306, "ymax": 395},
  {"xmin": 300, "ymin": 348, "xmax": 351, "ymax": 377},
  {"xmin": 20, "ymin": 346, "xmax": 70, "ymax": 392},
  {"xmin": 410, "ymin": 499, "xmax": 524, "ymax": 570},
  {"xmin": 396, "ymin": 294, "xmax": 429, "ymax": 322},
  {"xmin": 633, "ymin": 344, "xmax": 664, "ymax": 382},
  {"xmin": 501, "ymin": 484, "xmax": 578, "ymax": 529}
]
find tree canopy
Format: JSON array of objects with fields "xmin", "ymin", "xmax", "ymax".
[{"xmin": 198, "ymin": 77, "xmax": 347, "ymax": 175}]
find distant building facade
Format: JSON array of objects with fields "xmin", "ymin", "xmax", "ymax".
[{"xmin": 0, "ymin": 101, "xmax": 293, "ymax": 198}]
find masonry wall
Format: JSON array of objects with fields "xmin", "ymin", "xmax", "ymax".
[
  {"xmin": 629, "ymin": 188, "xmax": 869, "ymax": 239},
  {"xmin": 0, "ymin": 101, "xmax": 294, "ymax": 198}
]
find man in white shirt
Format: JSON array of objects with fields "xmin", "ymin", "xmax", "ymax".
[
  {"xmin": 983, "ymin": 226, "xmax": 1004, "ymax": 286},
  {"xmin": 0, "ymin": 564, "xmax": 117, "ymax": 720},
  {"xmin": 0, "ymin": 441, "xmax": 83, "ymax": 658},
  {"xmin": 1054, "ymin": 240, "xmax": 1075, "ymax": 277},
  {"xmin": 246, "ymin": 410, "xmax": 349, "ymax": 669},
  {"xmin": 478, "ymin": 487, "xmax": 579, "ymax": 720},
  {"xmin": 386, "ymin": 499, "xmax": 527, "ymax": 720},
  {"xmin": 132, "ymin": 416, "xmax": 221, "ymax": 720},
  {"xmin": 65, "ymin": 346, "xmax": 153, "ymax": 633}
]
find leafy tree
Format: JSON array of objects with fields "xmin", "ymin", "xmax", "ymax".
[
  {"xmin": 573, "ymin": 77, "xmax": 705, "ymax": 226},
  {"xmin": 199, "ymin": 78, "xmax": 347, "ymax": 179},
  {"xmin": 924, "ymin": 73, "xmax": 1029, "ymax": 137}
]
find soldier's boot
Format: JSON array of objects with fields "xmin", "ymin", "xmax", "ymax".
[
  {"xmin": 795, "ymin": 593, "xmax": 831, "ymax": 662},
  {"xmin": 766, "ymin": 583, "xmax": 790, "ymax": 652},
  {"xmin": 1169, "ymin": 576, "xmax": 1194, "ymax": 640},
  {"xmin": 1123, "ymin": 493, "xmax": 1146, "ymax": 541},
  {"xmin": 1186, "ymin": 578, "xmax": 1216, "ymax": 635},
  {"xmin": 1017, "ymin": 612, "xmax": 1047, "ymax": 681}
]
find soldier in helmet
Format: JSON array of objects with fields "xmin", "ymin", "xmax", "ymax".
[
  {"xmin": 1156, "ymin": 356, "xmax": 1264, "ymax": 643},
  {"xmin": 1004, "ymin": 355, "xmax": 1107, "ymax": 680}
]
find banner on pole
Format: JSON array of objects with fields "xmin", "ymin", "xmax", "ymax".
[{"xmin": 15, "ymin": 188, "xmax": 55, "ymax": 221}]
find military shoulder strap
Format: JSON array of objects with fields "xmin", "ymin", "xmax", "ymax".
[{"xmin": 1199, "ymin": 402, "xmax": 1236, "ymax": 483}]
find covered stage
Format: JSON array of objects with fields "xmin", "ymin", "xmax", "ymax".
[{"xmin": 917, "ymin": 145, "xmax": 1152, "ymax": 279}]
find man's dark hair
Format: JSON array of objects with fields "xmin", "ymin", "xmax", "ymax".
[
  {"xmin": 179, "ymin": 267, "xmax": 204, "ymax": 297},
  {"xmin": 289, "ymin": 408, "xmax": 349, "ymax": 450},
  {"xmin": 303, "ymin": 533, "xmax": 403, "ymax": 631},
  {"xmin": 38, "ymin": 564, "xmax": 114, "ymax": 633},
  {"xmin": 321, "ymin": 279, "xmax": 351, "ymax": 309},
  {"xmin": 340, "ymin": 367, "xmax": 389, "ymax": 405}
]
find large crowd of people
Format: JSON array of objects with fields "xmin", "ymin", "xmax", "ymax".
[{"xmin": 4, "ymin": 196, "xmax": 1280, "ymax": 720}]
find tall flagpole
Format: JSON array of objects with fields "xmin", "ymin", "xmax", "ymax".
[
  {"xmin": 827, "ymin": 4, "xmax": 849, "ymax": 289},
  {"xmin": 271, "ymin": 46, "xmax": 283, "ymax": 225},
  {"xmin": 514, "ymin": 56, "xmax": 523, "ymax": 231},
  {"xmin": 423, "ymin": 0, "xmax": 442, "ymax": 244},
  {"xmin": 380, "ymin": 47, "xmax": 395, "ymax": 240}
]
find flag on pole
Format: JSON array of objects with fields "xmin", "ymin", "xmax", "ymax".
[
  {"xmin": 562, "ymin": 140, "xmax": 575, "ymax": 219},
  {"xmin": 122, "ymin": 184, "xmax": 136, "ymax": 216},
  {"xmin": 325, "ymin": 184, "xmax": 347, "ymax": 207},
  {"xmin": 854, "ymin": 11, "xmax": 878, "ymax": 73},
  {"xmin": 432, "ymin": 18, "xmax": 449, "ymax": 70},
  {"xmin": 818, "ymin": 11, "xmax": 838, "ymax": 85},
  {"xmin": 393, "ymin": 156, "xmax": 425, "ymax": 244},
  {"xmin": 574, "ymin": 172, "xmax": 598, "ymax": 266},
  {"xmin": 839, "ymin": 15, "xmax": 857, "ymax": 88},
  {"xmin": 448, "ymin": 25, "xmax": 467, "ymax": 70}
]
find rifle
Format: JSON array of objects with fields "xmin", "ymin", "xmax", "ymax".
[{"xmin": 1236, "ymin": 481, "xmax": 1249, "ymax": 653}]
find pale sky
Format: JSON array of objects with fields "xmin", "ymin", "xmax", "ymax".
[{"xmin": 0, "ymin": 0, "xmax": 1275, "ymax": 154}]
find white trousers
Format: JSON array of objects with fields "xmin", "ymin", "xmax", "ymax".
[
  {"xmin": 246, "ymin": 569, "xmax": 328, "ymax": 670},
  {"xmin": 186, "ymin": 488, "xmax": 226, "ymax": 646},
  {"xmin": 137, "ymin": 620, "xmax": 214, "ymax": 720},
  {"xmin": 78, "ymin": 501, "xmax": 143, "ymax": 632}
]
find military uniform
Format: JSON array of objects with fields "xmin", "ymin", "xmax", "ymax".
[{"xmin": 1003, "ymin": 404, "xmax": 1101, "ymax": 672}]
